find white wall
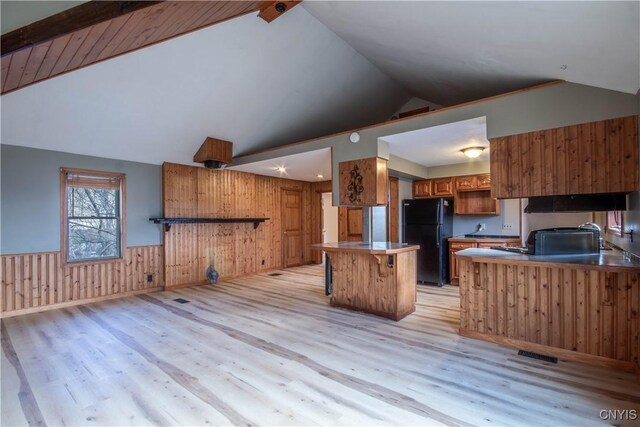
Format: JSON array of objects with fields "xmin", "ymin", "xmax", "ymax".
[{"xmin": 322, "ymin": 192, "xmax": 338, "ymax": 243}]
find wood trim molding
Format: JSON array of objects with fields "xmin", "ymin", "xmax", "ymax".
[{"xmin": 258, "ymin": 1, "xmax": 301, "ymax": 23}]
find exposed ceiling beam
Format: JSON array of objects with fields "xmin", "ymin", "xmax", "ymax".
[
  {"xmin": 258, "ymin": 1, "xmax": 301, "ymax": 23},
  {"xmin": 1, "ymin": 1, "xmax": 299, "ymax": 95},
  {"xmin": 1, "ymin": 1, "xmax": 162, "ymax": 56}
]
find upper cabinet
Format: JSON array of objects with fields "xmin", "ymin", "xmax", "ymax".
[
  {"xmin": 339, "ymin": 157, "xmax": 388, "ymax": 206},
  {"xmin": 413, "ymin": 177, "xmax": 453, "ymax": 198},
  {"xmin": 413, "ymin": 174, "xmax": 499, "ymax": 215},
  {"xmin": 490, "ymin": 116, "xmax": 639, "ymax": 199}
]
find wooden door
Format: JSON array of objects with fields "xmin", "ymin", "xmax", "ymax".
[
  {"xmin": 282, "ymin": 189, "xmax": 303, "ymax": 267},
  {"xmin": 338, "ymin": 207, "xmax": 363, "ymax": 241}
]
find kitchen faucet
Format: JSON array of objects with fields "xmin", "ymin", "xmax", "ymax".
[{"xmin": 578, "ymin": 222, "xmax": 605, "ymax": 250}]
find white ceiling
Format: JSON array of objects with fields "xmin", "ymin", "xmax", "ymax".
[
  {"xmin": 382, "ymin": 117, "xmax": 489, "ymax": 167},
  {"xmin": 0, "ymin": 6, "xmax": 409, "ymax": 165},
  {"xmin": 228, "ymin": 147, "xmax": 331, "ymax": 182},
  {"xmin": 303, "ymin": 1, "xmax": 640, "ymax": 106}
]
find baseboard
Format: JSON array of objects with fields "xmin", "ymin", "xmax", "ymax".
[
  {"xmin": 459, "ymin": 327, "xmax": 637, "ymax": 373},
  {"xmin": 0, "ymin": 286, "xmax": 164, "ymax": 319},
  {"xmin": 330, "ymin": 301, "xmax": 415, "ymax": 321}
]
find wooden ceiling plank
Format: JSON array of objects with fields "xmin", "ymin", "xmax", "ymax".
[
  {"xmin": 18, "ymin": 40, "xmax": 52, "ymax": 86},
  {"xmin": 49, "ymin": 27, "xmax": 92, "ymax": 77},
  {"xmin": 183, "ymin": 1, "xmax": 229, "ymax": 31},
  {"xmin": 1, "ymin": 54, "xmax": 13, "ymax": 91},
  {"xmin": 95, "ymin": 9, "xmax": 153, "ymax": 62},
  {"xmin": 125, "ymin": 2, "xmax": 184, "ymax": 52},
  {"xmin": 197, "ymin": 2, "xmax": 250, "ymax": 30},
  {"xmin": 79, "ymin": 14, "xmax": 133, "ymax": 68},
  {"xmin": 34, "ymin": 34, "xmax": 73, "ymax": 81},
  {"xmin": 140, "ymin": 2, "xmax": 195, "ymax": 46},
  {"xmin": 151, "ymin": 2, "xmax": 206, "ymax": 42},
  {"xmin": 170, "ymin": 2, "xmax": 215, "ymax": 36},
  {"xmin": 110, "ymin": 2, "xmax": 173, "ymax": 57},
  {"xmin": 66, "ymin": 21, "xmax": 112, "ymax": 72},
  {"xmin": 3, "ymin": 48, "xmax": 32, "ymax": 92},
  {"xmin": 1, "ymin": 1, "xmax": 162, "ymax": 56}
]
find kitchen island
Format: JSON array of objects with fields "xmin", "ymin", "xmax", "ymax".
[
  {"xmin": 312, "ymin": 242, "xmax": 419, "ymax": 320},
  {"xmin": 456, "ymin": 248, "xmax": 640, "ymax": 373}
]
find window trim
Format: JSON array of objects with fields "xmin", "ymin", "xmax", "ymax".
[
  {"xmin": 60, "ymin": 167, "xmax": 126, "ymax": 266},
  {"xmin": 605, "ymin": 210, "xmax": 624, "ymax": 238}
]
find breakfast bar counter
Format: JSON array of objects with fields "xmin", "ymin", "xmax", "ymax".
[
  {"xmin": 455, "ymin": 248, "xmax": 640, "ymax": 373},
  {"xmin": 312, "ymin": 242, "xmax": 420, "ymax": 320}
]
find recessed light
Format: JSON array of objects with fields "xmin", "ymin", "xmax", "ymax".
[
  {"xmin": 349, "ymin": 132, "xmax": 361, "ymax": 143},
  {"xmin": 461, "ymin": 146, "xmax": 486, "ymax": 159},
  {"xmin": 316, "ymin": 174, "xmax": 323, "ymax": 179},
  {"xmin": 274, "ymin": 166, "xmax": 286, "ymax": 173}
]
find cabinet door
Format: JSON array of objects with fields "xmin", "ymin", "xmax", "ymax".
[
  {"xmin": 455, "ymin": 175, "xmax": 477, "ymax": 192},
  {"xmin": 476, "ymin": 174, "xmax": 491, "ymax": 189},
  {"xmin": 449, "ymin": 242, "xmax": 475, "ymax": 284},
  {"xmin": 432, "ymin": 178, "xmax": 453, "ymax": 196},
  {"xmin": 413, "ymin": 180, "xmax": 432, "ymax": 198}
]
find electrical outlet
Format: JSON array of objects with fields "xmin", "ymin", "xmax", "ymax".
[
  {"xmin": 146, "ymin": 274, "xmax": 153, "ymax": 283},
  {"xmin": 502, "ymin": 223, "xmax": 514, "ymax": 231},
  {"xmin": 478, "ymin": 223, "xmax": 486, "ymax": 231}
]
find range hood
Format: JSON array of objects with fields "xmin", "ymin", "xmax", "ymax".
[{"xmin": 524, "ymin": 193, "xmax": 627, "ymax": 213}]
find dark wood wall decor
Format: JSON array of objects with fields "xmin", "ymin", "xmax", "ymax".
[
  {"xmin": 338, "ymin": 157, "xmax": 388, "ymax": 206},
  {"xmin": 162, "ymin": 162, "xmax": 318, "ymax": 288},
  {"xmin": 490, "ymin": 116, "xmax": 639, "ymax": 199},
  {"xmin": 0, "ymin": 246, "xmax": 163, "ymax": 318},
  {"xmin": 1, "ymin": 1, "xmax": 291, "ymax": 94}
]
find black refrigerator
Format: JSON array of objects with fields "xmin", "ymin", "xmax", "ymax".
[{"xmin": 402, "ymin": 198, "xmax": 453, "ymax": 286}]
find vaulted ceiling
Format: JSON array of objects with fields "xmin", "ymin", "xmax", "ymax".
[
  {"xmin": 1, "ymin": 1, "xmax": 638, "ymax": 166},
  {"xmin": 0, "ymin": 5, "xmax": 410, "ymax": 165},
  {"xmin": 304, "ymin": 1, "xmax": 640, "ymax": 106}
]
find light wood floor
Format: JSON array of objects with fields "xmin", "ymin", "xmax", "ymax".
[{"xmin": 2, "ymin": 264, "xmax": 639, "ymax": 426}]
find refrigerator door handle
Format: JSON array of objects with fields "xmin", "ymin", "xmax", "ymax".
[{"xmin": 436, "ymin": 224, "xmax": 441, "ymax": 248}]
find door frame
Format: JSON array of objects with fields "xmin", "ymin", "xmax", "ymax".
[{"xmin": 281, "ymin": 188, "xmax": 304, "ymax": 268}]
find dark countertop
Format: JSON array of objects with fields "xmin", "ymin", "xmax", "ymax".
[
  {"xmin": 457, "ymin": 234, "xmax": 521, "ymax": 239},
  {"xmin": 456, "ymin": 247, "xmax": 640, "ymax": 272},
  {"xmin": 311, "ymin": 241, "xmax": 420, "ymax": 254}
]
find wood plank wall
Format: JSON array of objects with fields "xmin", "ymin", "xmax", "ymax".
[
  {"xmin": 458, "ymin": 258, "xmax": 640, "ymax": 371},
  {"xmin": 490, "ymin": 115, "xmax": 638, "ymax": 199},
  {"xmin": 162, "ymin": 163, "xmax": 323, "ymax": 287},
  {"xmin": 0, "ymin": 245, "xmax": 163, "ymax": 317}
]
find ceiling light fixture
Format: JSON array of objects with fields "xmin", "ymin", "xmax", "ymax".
[
  {"xmin": 316, "ymin": 174, "xmax": 323, "ymax": 179},
  {"xmin": 274, "ymin": 166, "xmax": 286, "ymax": 173},
  {"xmin": 461, "ymin": 146, "xmax": 486, "ymax": 159}
]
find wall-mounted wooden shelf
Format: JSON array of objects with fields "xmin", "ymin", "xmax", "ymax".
[{"xmin": 149, "ymin": 217, "xmax": 269, "ymax": 232}]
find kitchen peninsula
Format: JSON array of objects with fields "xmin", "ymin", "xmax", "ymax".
[
  {"xmin": 312, "ymin": 242, "xmax": 419, "ymax": 320},
  {"xmin": 457, "ymin": 247, "xmax": 640, "ymax": 373}
]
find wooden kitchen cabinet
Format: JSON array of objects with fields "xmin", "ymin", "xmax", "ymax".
[
  {"xmin": 413, "ymin": 177, "xmax": 452, "ymax": 198},
  {"xmin": 448, "ymin": 237, "xmax": 521, "ymax": 284},
  {"xmin": 339, "ymin": 157, "xmax": 388, "ymax": 206},
  {"xmin": 490, "ymin": 116, "xmax": 638, "ymax": 199},
  {"xmin": 432, "ymin": 178, "xmax": 454, "ymax": 196},
  {"xmin": 413, "ymin": 180, "xmax": 432, "ymax": 198}
]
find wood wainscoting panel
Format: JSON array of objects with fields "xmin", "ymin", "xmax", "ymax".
[
  {"xmin": 0, "ymin": 245, "xmax": 163, "ymax": 317},
  {"xmin": 458, "ymin": 258, "xmax": 640, "ymax": 371},
  {"xmin": 162, "ymin": 163, "xmax": 316, "ymax": 287}
]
